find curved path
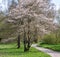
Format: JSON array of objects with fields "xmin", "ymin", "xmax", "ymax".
[{"xmin": 31, "ymin": 44, "xmax": 60, "ymax": 57}]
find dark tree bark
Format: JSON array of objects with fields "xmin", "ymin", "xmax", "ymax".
[
  {"xmin": 27, "ymin": 27, "xmax": 30, "ymax": 50},
  {"xmin": 24, "ymin": 27, "xmax": 27, "ymax": 52},
  {"xmin": 0, "ymin": 38, "xmax": 2, "ymax": 42},
  {"xmin": 34, "ymin": 28, "xmax": 38, "ymax": 43},
  {"xmin": 17, "ymin": 34, "xmax": 20, "ymax": 48},
  {"xmin": 27, "ymin": 38, "xmax": 30, "ymax": 50},
  {"xmin": 27, "ymin": 19, "xmax": 31, "ymax": 51}
]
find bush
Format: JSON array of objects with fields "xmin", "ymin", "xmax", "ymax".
[
  {"xmin": 40, "ymin": 29, "xmax": 60, "ymax": 45},
  {"xmin": 41, "ymin": 34, "xmax": 56, "ymax": 45}
]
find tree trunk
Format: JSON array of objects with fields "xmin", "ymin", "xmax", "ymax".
[
  {"xmin": 17, "ymin": 34, "xmax": 20, "ymax": 48},
  {"xmin": 24, "ymin": 38, "xmax": 27, "ymax": 52},
  {"xmin": 0, "ymin": 38, "xmax": 2, "ymax": 42},
  {"xmin": 34, "ymin": 27, "xmax": 38, "ymax": 43},
  {"xmin": 27, "ymin": 38, "xmax": 30, "ymax": 50},
  {"xmin": 27, "ymin": 19, "xmax": 31, "ymax": 51},
  {"xmin": 24, "ymin": 27, "xmax": 27, "ymax": 52}
]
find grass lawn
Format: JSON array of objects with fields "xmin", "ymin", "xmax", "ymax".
[
  {"xmin": 0, "ymin": 43, "xmax": 51, "ymax": 57},
  {"xmin": 39, "ymin": 44, "xmax": 60, "ymax": 52}
]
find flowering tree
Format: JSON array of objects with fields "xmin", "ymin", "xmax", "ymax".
[{"xmin": 7, "ymin": 0, "xmax": 57, "ymax": 51}]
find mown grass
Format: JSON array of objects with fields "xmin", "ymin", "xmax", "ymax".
[
  {"xmin": 0, "ymin": 43, "xmax": 51, "ymax": 57},
  {"xmin": 39, "ymin": 44, "xmax": 60, "ymax": 52}
]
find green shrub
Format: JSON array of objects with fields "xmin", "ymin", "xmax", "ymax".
[{"xmin": 41, "ymin": 33, "xmax": 56, "ymax": 45}]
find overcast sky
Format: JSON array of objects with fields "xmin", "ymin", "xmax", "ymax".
[
  {"xmin": 0, "ymin": 0, "xmax": 60, "ymax": 12},
  {"xmin": 52, "ymin": 0, "xmax": 60, "ymax": 10},
  {"xmin": 0, "ymin": 0, "xmax": 18, "ymax": 12}
]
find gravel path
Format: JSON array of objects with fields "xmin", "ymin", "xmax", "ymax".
[{"xmin": 32, "ymin": 44, "xmax": 60, "ymax": 57}]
